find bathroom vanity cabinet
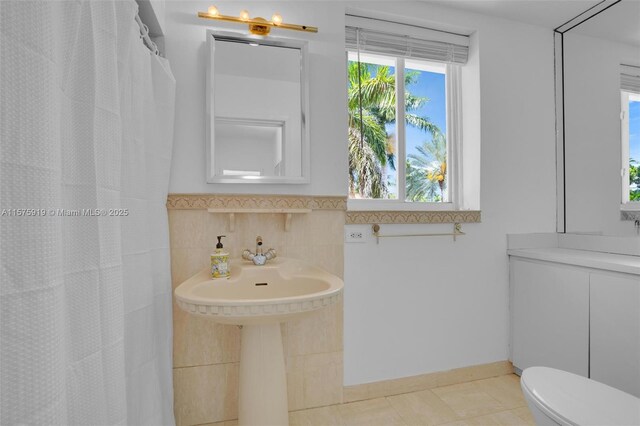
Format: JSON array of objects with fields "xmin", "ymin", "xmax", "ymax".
[
  {"xmin": 510, "ymin": 258, "xmax": 589, "ymax": 377},
  {"xmin": 589, "ymin": 272, "xmax": 640, "ymax": 397},
  {"xmin": 509, "ymin": 249, "xmax": 640, "ymax": 398}
]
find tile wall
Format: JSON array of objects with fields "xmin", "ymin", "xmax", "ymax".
[{"xmin": 168, "ymin": 195, "xmax": 346, "ymax": 425}]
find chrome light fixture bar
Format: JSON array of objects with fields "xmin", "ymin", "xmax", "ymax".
[{"xmin": 198, "ymin": 6, "xmax": 318, "ymax": 35}]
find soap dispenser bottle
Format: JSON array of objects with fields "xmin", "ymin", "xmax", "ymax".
[{"xmin": 211, "ymin": 235, "xmax": 230, "ymax": 279}]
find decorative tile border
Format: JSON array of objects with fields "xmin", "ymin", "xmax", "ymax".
[
  {"xmin": 346, "ymin": 210, "xmax": 481, "ymax": 224},
  {"xmin": 167, "ymin": 194, "xmax": 347, "ymax": 210},
  {"xmin": 167, "ymin": 195, "xmax": 481, "ymax": 224},
  {"xmin": 621, "ymin": 210, "xmax": 640, "ymax": 221}
]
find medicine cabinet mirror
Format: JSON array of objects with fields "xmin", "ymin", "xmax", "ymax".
[{"xmin": 206, "ymin": 30, "xmax": 310, "ymax": 184}]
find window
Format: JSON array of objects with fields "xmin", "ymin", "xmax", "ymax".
[
  {"xmin": 345, "ymin": 19, "xmax": 469, "ymax": 209},
  {"xmin": 621, "ymin": 65, "xmax": 640, "ymax": 206}
]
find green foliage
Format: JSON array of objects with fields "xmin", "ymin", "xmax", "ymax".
[
  {"xmin": 348, "ymin": 61, "xmax": 441, "ymax": 199},
  {"xmin": 630, "ymin": 159, "xmax": 640, "ymax": 201}
]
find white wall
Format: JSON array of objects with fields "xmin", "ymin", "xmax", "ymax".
[
  {"xmin": 165, "ymin": 1, "xmax": 348, "ymax": 195},
  {"xmin": 564, "ymin": 32, "xmax": 640, "ymax": 235},
  {"xmin": 136, "ymin": 0, "xmax": 165, "ymax": 36},
  {"xmin": 164, "ymin": 1, "xmax": 558, "ymax": 386},
  {"xmin": 149, "ymin": 0, "xmax": 165, "ymax": 33},
  {"xmin": 342, "ymin": 3, "xmax": 557, "ymax": 385}
]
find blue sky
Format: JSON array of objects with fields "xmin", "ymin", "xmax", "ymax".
[
  {"xmin": 381, "ymin": 66, "xmax": 447, "ymax": 196},
  {"xmin": 380, "ymin": 67, "xmax": 447, "ymax": 155},
  {"xmin": 404, "ymin": 68, "xmax": 447, "ymax": 156},
  {"xmin": 630, "ymin": 100, "xmax": 640, "ymax": 161}
]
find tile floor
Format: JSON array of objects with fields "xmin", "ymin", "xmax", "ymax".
[{"xmin": 210, "ymin": 373, "xmax": 535, "ymax": 426}]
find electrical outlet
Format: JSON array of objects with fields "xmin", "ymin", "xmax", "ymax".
[{"xmin": 345, "ymin": 229, "xmax": 366, "ymax": 243}]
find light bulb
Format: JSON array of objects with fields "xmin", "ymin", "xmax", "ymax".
[
  {"xmin": 239, "ymin": 9, "xmax": 250, "ymax": 21},
  {"xmin": 271, "ymin": 13, "xmax": 283, "ymax": 25},
  {"xmin": 207, "ymin": 5, "xmax": 219, "ymax": 16}
]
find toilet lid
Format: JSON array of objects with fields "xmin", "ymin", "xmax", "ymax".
[{"xmin": 521, "ymin": 367, "xmax": 640, "ymax": 426}]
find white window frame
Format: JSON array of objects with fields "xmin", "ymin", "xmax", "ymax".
[
  {"xmin": 621, "ymin": 90, "xmax": 640, "ymax": 209},
  {"xmin": 347, "ymin": 54, "xmax": 463, "ymax": 212}
]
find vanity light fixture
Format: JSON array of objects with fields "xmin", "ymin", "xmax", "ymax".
[{"xmin": 198, "ymin": 6, "xmax": 318, "ymax": 35}]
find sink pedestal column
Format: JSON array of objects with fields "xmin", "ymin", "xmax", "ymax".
[{"xmin": 238, "ymin": 323, "xmax": 288, "ymax": 426}]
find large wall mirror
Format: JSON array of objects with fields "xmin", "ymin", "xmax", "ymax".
[
  {"xmin": 558, "ymin": 1, "xmax": 640, "ymax": 235},
  {"xmin": 206, "ymin": 31, "xmax": 310, "ymax": 183}
]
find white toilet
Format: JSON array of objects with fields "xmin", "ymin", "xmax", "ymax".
[{"xmin": 521, "ymin": 367, "xmax": 640, "ymax": 426}]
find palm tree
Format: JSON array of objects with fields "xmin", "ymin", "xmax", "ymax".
[
  {"xmin": 406, "ymin": 131, "xmax": 447, "ymax": 202},
  {"xmin": 348, "ymin": 61, "xmax": 440, "ymax": 198}
]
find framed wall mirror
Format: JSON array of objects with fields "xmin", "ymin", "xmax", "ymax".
[
  {"xmin": 206, "ymin": 30, "xmax": 310, "ymax": 183},
  {"xmin": 555, "ymin": 1, "xmax": 640, "ymax": 235}
]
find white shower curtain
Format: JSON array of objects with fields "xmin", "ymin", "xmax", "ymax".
[{"xmin": 0, "ymin": 1, "xmax": 176, "ymax": 424}]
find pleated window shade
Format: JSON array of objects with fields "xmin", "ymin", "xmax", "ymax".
[
  {"xmin": 621, "ymin": 65, "xmax": 640, "ymax": 94},
  {"xmin": 345, "ymin": 25, "xmax": 469, "ymax": 65}
]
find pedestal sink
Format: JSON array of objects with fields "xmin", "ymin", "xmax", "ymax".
[{"xmin": 174, "ymin": 257, "xmax": 343, "ymax": 426}]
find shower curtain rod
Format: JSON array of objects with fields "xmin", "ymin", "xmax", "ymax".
[{"xmin": 135, "ymin": 13, "xmax": 159, "ymax": 55}]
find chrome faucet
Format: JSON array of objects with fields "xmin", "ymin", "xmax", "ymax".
[{"xmin": 242, "ymin": 236, "xmax": 277, "ymax": 265}]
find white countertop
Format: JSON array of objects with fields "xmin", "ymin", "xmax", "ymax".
[{"xmin": 507, "ymin": 247, "xmax": 640, "ymax": 276}]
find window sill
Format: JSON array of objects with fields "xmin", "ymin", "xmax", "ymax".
[{"xmin": 620, "ymin": 202, "xmax": 640, "ymax": 212}]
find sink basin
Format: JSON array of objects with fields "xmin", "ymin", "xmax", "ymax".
[
  {"xmin": 174, "ymin": 257, "xmax": 343, "ymax": 426},
  {"xmin": 174, "ymin": 257, "xmax": 343, "ymax": 325}
]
